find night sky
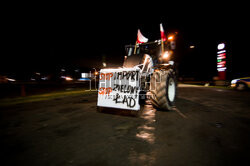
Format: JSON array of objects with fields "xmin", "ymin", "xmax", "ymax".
[{"xmin": 1, "ymin": 2, "xmax": 249, "ymax": 79}]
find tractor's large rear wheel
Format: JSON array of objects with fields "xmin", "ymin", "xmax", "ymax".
[{"xmin": 150, "ymin": 69, "xmax": 177, "ymax": 110}]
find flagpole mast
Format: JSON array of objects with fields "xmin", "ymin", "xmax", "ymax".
[
  {"xmin": 161, "ymin": 39, "xmax": 164, "ymax": 55},
  {"xmin": 134, "ymin": 41, "xmax": 137, "ymax": 54},
  {"xmin": 134, "ymin": 29, "xmax": 138, "ymax": 54}
]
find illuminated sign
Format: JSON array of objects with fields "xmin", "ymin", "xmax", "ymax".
[
  {"xmin": 217, "ymin": 43, "xmax": 226, "ymax": 72},
  {"xmin": 81, "ymin": 73, "xmax": 90, "ymax": 78},
  {"xmin": 217, "ymin": 43, "xmax": 226, "ymax": 80}
]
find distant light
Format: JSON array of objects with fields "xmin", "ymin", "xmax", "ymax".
[
  {"xmin": 7, "ymin": 78, "xmax": 16, "ymax": 82},
  {"xmin": 78, "ymin": 78, "xmax": 91, "ymax": 81},
  {"xmin": 103, "ymin": 62, "xmax": 107, "ymax": 67},
  {"xmin": 81, "ymin": 73, "xmax": 90, "ymax": 78},
  {"xmin": 41, "ymin": 77, "xmax": 48, "ymax": 80},
  {"xmin": 95, "ymin": 72, "xmax": 98, "ymax": 75},
  {"xmin": 61, "ymin": 76, "xmax": 73, "ymax": 81},
  {"xmin": 190, "ymin": 45, "xmax": 195, "ymax": 48},
  {"xmin": 217, "ymin": 43, "xmax": 225, "ymax": 50},
  {"xmin": 204, "ymin": 83, "xmax": 210, "ymax": 87},
  {"xmin": 65, "ymin": 77, "xmax": 73, "ymax": 81}
]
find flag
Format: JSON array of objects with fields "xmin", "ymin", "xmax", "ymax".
[
  {"xmin": 160, "ymin": 23, "xmax": 167, "ymax": 42},
  {"xmin": 137, "ymin": 29, "xmax": 148, "ymax": 44}
]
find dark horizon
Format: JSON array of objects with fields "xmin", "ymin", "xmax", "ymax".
[{"xmin": 1, "ymin": 2, "xmax": 249, "ymax": 79}]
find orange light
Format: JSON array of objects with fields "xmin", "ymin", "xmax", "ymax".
[
  {"xmin": 95, "ymin": 72, "xmax": 98, "ymax": 75},
  {"xmin": 65, "ymin": 77, "xmax": 73, "ymax": 81},
  {"xmin": 168, "ymin": 35, "xmax": 174, "ymax": 41},
  {"xmin": 163, "ymin": 51, "xmax": 170, "ymax": 59}
]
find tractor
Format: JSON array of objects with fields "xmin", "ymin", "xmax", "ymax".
[{"xmin": 97, "ymin": 36, "xmax": 177, "ymax": 111}]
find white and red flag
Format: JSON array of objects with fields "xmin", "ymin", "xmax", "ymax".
[
  {"xmin": 160, "ymin": 23, "xmax": 167, "ymax": 42},
  {"xmin": 136, "ymin": 29, "xmax": 148, "ymax": 44}
]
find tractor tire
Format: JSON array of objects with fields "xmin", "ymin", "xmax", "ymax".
[{"xmin": 150, "ymin": 69, "xmax": 177, "ymax": 110}]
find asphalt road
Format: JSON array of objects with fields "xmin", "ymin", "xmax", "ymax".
[{"xmin": 1, "ymin": 84, "xmax": 250, "ymax": 166}]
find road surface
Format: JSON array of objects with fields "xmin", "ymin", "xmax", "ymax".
[{"xmin": 1, "ymin": 84, "xmax": 250, "ymax": 166}]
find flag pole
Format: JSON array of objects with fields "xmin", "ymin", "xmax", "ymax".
[
  {"xmin": 161, "ymin": 39, "xmax": 164, "ymax": 55},
  {"xmin": 134, "ymin": 41, "xmax": 137, "ymax": 54}
]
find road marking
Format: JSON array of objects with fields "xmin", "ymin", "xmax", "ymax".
[{"xmin": 173, "ymin": 107, "xmax": 188, "ymax": 119}]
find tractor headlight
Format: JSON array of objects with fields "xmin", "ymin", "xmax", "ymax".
[{"xmin": 163, "ymin": 51, "xmax": 170, "ymax": 59}]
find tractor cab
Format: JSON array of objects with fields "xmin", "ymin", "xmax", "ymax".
[
  {"xmin": 125, "ymin": 40, "xmax": 174, "ymax": 64},
  {"xmin": 124, "ymin": 41, "xmax": 175, "ymax": 73}
]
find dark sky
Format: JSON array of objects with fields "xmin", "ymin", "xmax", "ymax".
[{"xmin": 1, "ymin": 2, "xmax": 249, "ymax": 78}]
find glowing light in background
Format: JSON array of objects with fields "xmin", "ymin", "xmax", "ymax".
[
  {"xmin": 217, "ymin": 43, "xmax": 225, "ymax": 50},
  {"xmin": 7, "ymin": 78, "xmax": 16, "ymax": 82},
  {"xmin": 61, "ymin": 76, "xmax": 73, "ymax": 81},
  {"xmin": 65, "ymin": 77, "xmax": 73, "ymax": 81},
  {"xmin": 103, "ymin": 62, "xmax": 107, "ymax": 67},
  {"xmin": 217, "ymin": 43, "xmax": 227, "ymax": 75}
]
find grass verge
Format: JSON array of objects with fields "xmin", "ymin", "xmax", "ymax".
[{"xmin": 0, "ymin": 89, "xmax": 97, "ymax": 107}]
